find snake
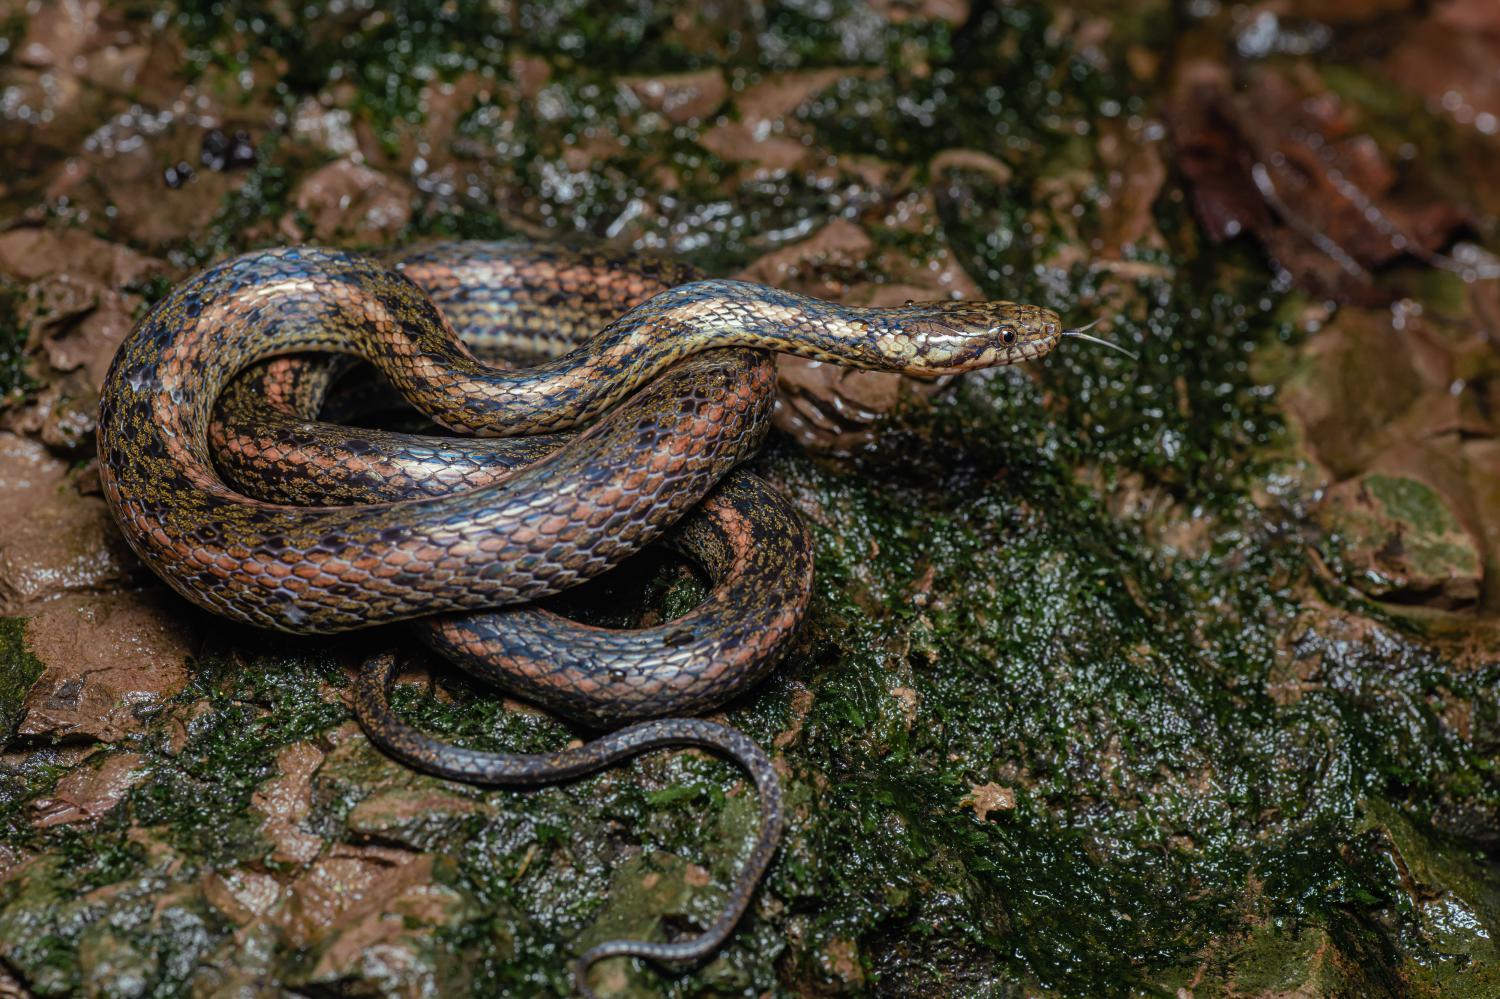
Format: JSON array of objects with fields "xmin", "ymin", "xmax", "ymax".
[
  {"xmin": 95, "ymin": 241, "xmax": 1085, "ymax": 995},
  {"xmin": 206, "ymin": 245, "xmax": 816, "ymax": 725}
]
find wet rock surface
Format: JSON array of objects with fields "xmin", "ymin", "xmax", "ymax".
[
  {"xmin": 0, "ymin": 1, "xmax": 1498, "ymax": 996},
  {"xmin": 13, "ymin": 591, "xmax": 192, "ymax": 745}
]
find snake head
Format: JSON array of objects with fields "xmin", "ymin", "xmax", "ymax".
[{"xmin": 894, "ymin": 299, "xmax": 1066, "ymax": 373}]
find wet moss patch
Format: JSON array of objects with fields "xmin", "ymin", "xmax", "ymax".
[
  {"xmin": 0, "ymin": 281, "xmax": 34, "ymax": 403},
  {"xmin": 0, "ymin": 617, "xmax": 43, "ymax": 746}
]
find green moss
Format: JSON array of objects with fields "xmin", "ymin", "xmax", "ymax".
[
  {"xmin": 127, "ymin": 638, "xmax": 349, "ymax": 865},
  {"xmin": 0, "ymin": 828, "xmax": 179, "ymax": 997},
  {"xmin": 1318, "ymin": 473, "xmax": 1482, "ymax": 600},
  {"xmin": 801, "ymin": 6, "xmax": 1128, "ymax": 164},
  {"xmin": 172, "ymin": 1, "xmax": 688, "ymax": 133},
  {"xmin": 175, "ymin": 133, "xmax": 295, "ymax": 267},
  {"xmin": 0, "ymin": 280, "xmax": 35, "ymax": 403},
  {"xmin": 0, "ymin": 617, "xmax": 43, "ymax": 745},
  {"xmin": 1365, "ymin": 475, "xmax": 1465, "ymax": 543},
  {"xmin": 0, "ymin": 9, "xmax": 23, "ymax": 65}
]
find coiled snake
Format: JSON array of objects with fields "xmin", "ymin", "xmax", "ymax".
[{"xmin": 96, "ymin": 241, "xmax": 1099, "ymax": 995}]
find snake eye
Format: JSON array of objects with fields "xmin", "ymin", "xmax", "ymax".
[{"xmin": 999, "ymin": 327, "xmax": 1017, "ymax": 345}]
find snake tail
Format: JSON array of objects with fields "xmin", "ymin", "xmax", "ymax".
[{"xmin": 352, "ymin": 651, "xmax": 783, "ymax": 998}]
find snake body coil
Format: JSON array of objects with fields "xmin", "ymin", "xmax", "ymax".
[
  {"xmin": 208, "ymin": 245, "xmax": 815, "ymax": 724},
  {"xmin": 96, "ymin": 242, "xmax": 1068, "ymax": 995}
]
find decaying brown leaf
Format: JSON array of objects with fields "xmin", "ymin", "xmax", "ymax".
[{"xmin": 1168, "ymin": 62, "xmax": 1466, "ymax": 303}]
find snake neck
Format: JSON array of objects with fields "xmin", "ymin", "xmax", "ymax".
[
  {"xmin": 429, "ymin": 278, "xmax": 997, "ymax": 436},
  {"xmin": 589, "ymin": 278, "xmax": 982, "ymax": 374},
  {"xmin": 99, "ymin": 248, "xmax": 999, "ymax": 456}
]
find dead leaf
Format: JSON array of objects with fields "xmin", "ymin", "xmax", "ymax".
[
  {"xmin": 822, "ymin": 937, "xmax": 865, "ymax": 985},
  {"xmin": 621, "ymin": 69, "xmax": 727, "ymax": 125},
  {"xmin": 1386, "ymin": 16, "xmax": 1500, "ymax": 138},
  {"xmin": 1168, "ymin": 63, "xmax": 1466, "ymax": 303},
  {"xmin": 867, "ymin": 0, "xmax": 970, "ymax": 25},
  {"xmin": 699, "ymin": 69, "xmax": 868, "ymax": 176},
  {"xmin": 30, "ymin": 751, "xmax": 145, "ymax": 827},
  {"xmin": 0, "ymin": 226, "xmax": 164, "ymax": 287},
  {"xmin": 282, "ymin": 160, "xmax": 414, "ymax": 243},
  {"xmin": 962, "ymin": 782, "xmax": 1017, "ymax": 821}
]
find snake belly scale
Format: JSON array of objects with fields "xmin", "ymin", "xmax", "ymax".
[{"xmin": 96, "ymin": 241, "xmax": 1069, "ymax": 995}]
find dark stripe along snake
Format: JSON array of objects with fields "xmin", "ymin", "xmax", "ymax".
[{"xmin": 96, "ymin": 241, "xmax": 1099, "ymax": 995}]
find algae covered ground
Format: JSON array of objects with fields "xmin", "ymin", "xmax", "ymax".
[{"xmin": 1, "ymin": 1, "xmax": 1499, "ymax": 996}]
